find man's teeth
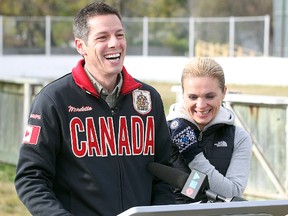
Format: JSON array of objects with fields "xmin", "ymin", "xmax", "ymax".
[{"xmin": 105, "ymin": 53, "xmax": 120, "ymax": 60}]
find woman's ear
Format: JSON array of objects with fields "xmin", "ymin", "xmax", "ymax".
[
  {"xmin": 75, "ymin": 38, "xmax": 87, "ymax": 56},
  {"xmin": 222, "ymin": 86, "xmax": 227, "ymax": 100},
  {"xmin": 223, "ymin": 86, "xmax": 227, "ymax": 95}
]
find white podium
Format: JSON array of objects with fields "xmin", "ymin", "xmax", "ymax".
[{"xmin": 118, "ymin": 200, "xmax": 288, "ymax": 216}]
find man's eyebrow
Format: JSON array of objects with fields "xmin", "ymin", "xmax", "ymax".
[
  {"xmin": 116, "ymin": 28, "xmax": 125, "ymax": 32},
  {"xmin": 95, "ymin": 29, "xmax": 124, "ymax": 35}
]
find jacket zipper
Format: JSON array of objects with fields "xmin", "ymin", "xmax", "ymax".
[
  {"xmin": 198, "ymin": 131, "xmax": 206, "ymax": 154},
  {"xmin": 198, "ymin": 131, "xmax": 203, "ymax": 141}
]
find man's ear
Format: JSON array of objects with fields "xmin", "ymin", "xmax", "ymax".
[{"xmin": 75, "ymin": 38, "xmax": 87, "ymax": 56}]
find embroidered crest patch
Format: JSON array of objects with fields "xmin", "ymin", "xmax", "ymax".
[{"xmin": 132, "ymin": 90, "xmax": 152, "ymax": 115}]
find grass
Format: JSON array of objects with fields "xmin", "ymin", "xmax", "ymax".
[
  {"xmin": 1, "ymin": 82, "xmax": 287, "ymax": 215},
  {"xmin": 0, "ymin": 163, "xmax": 30, "ymax": 216}
]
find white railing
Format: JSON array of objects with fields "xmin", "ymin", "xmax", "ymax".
[{"xmin": 0, "ymin": 15, "xmax": 270, "ymax": 57}]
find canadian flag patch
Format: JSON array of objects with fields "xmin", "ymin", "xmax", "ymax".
[{"xmin": 22, "ymin": 125, "xmax": 41, "ymax": 145}]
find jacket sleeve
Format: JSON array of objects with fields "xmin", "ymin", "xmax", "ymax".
[
  {"xmin": 150, "ymin": 93, "xmax": 175, "ymax": 205},
  {"xmin": 14, "ymin": 91, "xmax": 72, "ymax": 216},
  {"xmin": 188, "ymin": 126, "xmax": 252, "ymax": 198}
]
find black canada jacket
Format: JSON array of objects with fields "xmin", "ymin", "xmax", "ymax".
[{"xmin": 15, "ymin": 59, "xmax": 175, "ymax": 216}]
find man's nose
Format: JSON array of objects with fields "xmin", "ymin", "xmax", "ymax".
[{"xmin": 108, "ymin": 35, "xmax": 119, "ymax": 47}]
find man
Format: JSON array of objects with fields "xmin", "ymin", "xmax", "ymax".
[{"xmin": 14, "ymin": 2, "xmax": 175, "ymax": 215}]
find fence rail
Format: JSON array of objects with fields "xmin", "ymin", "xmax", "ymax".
[{"xmin": 0, "ymin": 15, "xmax": 270, "ymax": 57}]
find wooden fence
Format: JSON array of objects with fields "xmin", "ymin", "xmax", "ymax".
[
  {"xmin": 0, "ymin": 77, "xmax": 46, "ymax": 164},
  {"xmin": 195, "ymin": 40, "xmax": 262, "ymax": 57}
]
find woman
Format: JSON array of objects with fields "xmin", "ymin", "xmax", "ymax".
[{"xmin": 167, "ymin": 57, "xmax": 252, "ymax": 203}]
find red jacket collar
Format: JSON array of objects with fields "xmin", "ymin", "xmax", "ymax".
[{"xmin": 72, "ymin": 59, "xmax": 142, "ymax": 97}]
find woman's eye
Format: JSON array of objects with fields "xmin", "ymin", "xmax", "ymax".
[{"xmin": 188, "ymin": 95, "xmax": 197, "ymax": 100}]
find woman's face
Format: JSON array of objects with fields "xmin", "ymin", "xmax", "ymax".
[{"xmin": 183, "ymin": 76, "xmax": 226, "ymax": 130}]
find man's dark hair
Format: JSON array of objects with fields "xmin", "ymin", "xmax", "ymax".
[{"xmin": 73, "ymin": 1, "xmax": 122, "ymax": 43}]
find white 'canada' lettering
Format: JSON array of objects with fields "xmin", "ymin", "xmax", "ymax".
[{"xmin": 69, "ymin": 116, "xmax": 155, "ymax": 158}]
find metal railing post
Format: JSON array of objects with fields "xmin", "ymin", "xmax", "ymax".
[
  {"xmin": 45, "ymin": 15, "xmax": 51, "ymax": 56},
  {"xmin": 229, "ymin": 16, "xmax": 235, "ymax": 57},
  {"xmin": 142, "ymin": 17, "xmax": 148, "ymax": 56},
  {"xmin": 0, "ymin": 16, "xmax": 3, "ymax": 56},
  {"xmin": 189, "ymin": 17, "xmax": 195, "ymax": 57},
  {"xmin": 264, "ymin": 15, "xmax": 270, "ymax": 56}
]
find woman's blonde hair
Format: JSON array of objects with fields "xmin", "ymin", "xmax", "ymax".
[{"xmin": 181, "ymin": 57, "xmax": 226, "ymax": 92}]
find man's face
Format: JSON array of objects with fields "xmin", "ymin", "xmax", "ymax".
[{"xmin": 76, "ymin": 14, "xmax": 126, "ymax": 78}]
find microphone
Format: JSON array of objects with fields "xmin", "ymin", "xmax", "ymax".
[{"xmin": 147, "ymin": 162, "xmax": 247, "ymax": 203}]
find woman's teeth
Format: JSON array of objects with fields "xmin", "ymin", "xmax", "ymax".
[{"xmin": 197, "ymin": 110, "xmax": 209, "ymax": 115}]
